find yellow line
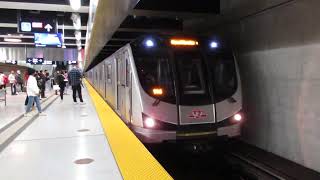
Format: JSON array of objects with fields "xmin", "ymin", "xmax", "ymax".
[{"xmin": 84, "ymin": 80, "xmax": 173, "ymax": 180}]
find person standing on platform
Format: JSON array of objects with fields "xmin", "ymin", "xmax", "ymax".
[
  {"xmin": 63, "ymin": 70, "xmax": 69, "ymax": 94},
  {"xmin": 54, "ymin": 70, "xmax": 60, "ymax": 95},
  {"xmin": 57, "ymin": 71, "xmax": 66, "ymax": 101},
  {"xmin": 8, "ymin": 70, "xmax": 17, "ymax": 95},
  {"xmin": 25, "ymin": 68, "xmax": 46, "ymax": 116},
  {"xmin": 16, "ymin": 70, "xmax": 24, "ymax": 92},
  {"xmin": 39, "ymin": 70, "xmax": 47, "ymax": 98},
  {"xmin": 68, "ymin": 66, "xmax": 84, "ymax": 105},
  {"xmin": 0, "ymin": 72, "xmax": 5, "ymax": 89}
]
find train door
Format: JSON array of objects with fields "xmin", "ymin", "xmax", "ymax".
[
  {"xmin": 116, "ymin": 53, "xmax": 128, "ymax": 122},
  {"xmin": 103, "ymin": 63, "xmax": 106, "ymax": 99},
  {"xmin": 124, "ymin": 50, "xmax": 132, "ymax": 123},
  {"xmin": 173, "ymin": 50, "xmax": 216, "ymax": 125}
]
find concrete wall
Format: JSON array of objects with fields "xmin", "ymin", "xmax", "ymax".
[{"xmin": 214, "ymin": 0, "xmax": 320, "ymax": 172}]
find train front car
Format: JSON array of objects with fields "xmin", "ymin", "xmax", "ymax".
[{"xmin": 129, "ymin": 35, "xmax": 243, "ymax": 143}]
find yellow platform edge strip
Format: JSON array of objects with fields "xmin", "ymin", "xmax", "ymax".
[{"xmin": 84, "ymin": 80, "xmax": 173, "ymax": 180}]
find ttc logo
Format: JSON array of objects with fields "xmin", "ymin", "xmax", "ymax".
[{"xmin": 188, "ymin": 109, "xmax": 208, "ymax": 119}]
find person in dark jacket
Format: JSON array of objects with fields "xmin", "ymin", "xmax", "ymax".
[
  {"xmin": 57, "ymin": 71, "xmax": 66, "ymax": 100},
  {"xmin": 68, "ymin": 66, "xmax": 84, "ymax": 104},
  {"xmin": 16, "ymin": 70, "xmax": 24, "ymax": 92}
]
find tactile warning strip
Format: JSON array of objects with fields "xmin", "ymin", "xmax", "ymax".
[{"xmin": 85, "ymin": 80, "xmax": 173, "ymax": 180}]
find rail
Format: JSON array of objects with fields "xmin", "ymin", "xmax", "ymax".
[{"xmin": 0, "ymin": 88, "xmax": 6, "ymax": 106}]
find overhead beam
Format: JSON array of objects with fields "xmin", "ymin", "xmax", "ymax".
[
  {"xmin": 111, "ymin": 38, "xmax": 134, "ymax": 41},
  {"xmin": 0, "ymin": 1, "xmax": 89, "ymax": 13},
  {"xmin": 104, "ymin": 44, "xmax": 123, "ymax": 47},
  {"xmin": 130, "ymin": 9, "xmax": 217, "ymax": 19},
  {"xmin": 117, "ymin": 28, "xmax": 181, "ymax": 33}
]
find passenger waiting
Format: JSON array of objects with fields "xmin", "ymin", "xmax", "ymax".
[
  {"xmin": 57, "ymin": 71, "xmax": 66, "ymax": 101},
  {"xmin": 8, "ymin": 71, "xmax": 17, "ymax": 95},
  {"xmin": 0, "ymin": 72, "xmax": 5, "ymax": 89},
  {"xmin": 16, "ymin": 70, "xmax": 24, "ymax": 92},
  {"xmin": 68, "ymin": 66, "xmax": 84, "ymax": 105},
  {"xmin": 25, "ymin": 68, "xmax": 46, "ymax": 117}
]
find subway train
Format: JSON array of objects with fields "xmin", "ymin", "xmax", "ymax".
[{"xmin": 87, "ymin": 35, "xmax": 243, "ymax": 143}]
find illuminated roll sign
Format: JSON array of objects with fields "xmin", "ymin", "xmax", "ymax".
[{"xmin": 170, "ymin": 39, "xmax": 199, "ymax": 46}]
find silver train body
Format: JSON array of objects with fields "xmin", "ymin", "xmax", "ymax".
[{"xmin": 87, "ymin": 36, "xmax": 243, "ymax": 143}]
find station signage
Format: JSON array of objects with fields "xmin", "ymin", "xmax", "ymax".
[
  {"xmin": 43, "ymin": 61, "xmax": 55, "ymax": 65},
  {"xmin": 5, "ymin": 60, "xmax": 17, "ymax": 65},
  {"xmin": 18, "ymin": 11, "xmax": 57, "ymax": 33},
  {"xmin": 67, "ymin": 61, "xmax": 78, "ymax": 65},
  {"xmin": 19, "ymin": 21, "xmax": 57, "ymax": 33},
  {"xmin": 26, "ymin": 58, "xmax": 44, "ymax": 65}
]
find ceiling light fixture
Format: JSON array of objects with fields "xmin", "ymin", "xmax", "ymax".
[
  {"xmin": 69, "ymin": 0, "xmax": 81, "ymax": 11},
  {"xmin": 4, "ymin": 38, "xmax": 22, "ymax": 43}
]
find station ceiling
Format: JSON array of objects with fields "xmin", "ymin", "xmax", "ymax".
[
  {"xmin": 0, "ymin": 0, "xmax": 220, "ymax": 69},
  {"xmin": 0, "ymin": 0, "xmax": 89, "ymax": 48},
  {"xmin": 86, "ymin": 0, "xmax": 220, "ymax": 70}
]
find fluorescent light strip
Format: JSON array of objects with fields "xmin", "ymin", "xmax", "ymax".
[
  {"xmin": 0, "ymin": 35, "xmax": 85, "ymax": 40},
  {"xmin": 0, "ymin": 23, "xmax": 87, "ymax": 30}
]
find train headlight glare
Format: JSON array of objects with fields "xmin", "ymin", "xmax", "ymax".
[
  {"xmin": 145, "ymin": 117, "xmax": 155, "ymax": 128},
  {"xmin": 145, "ymin": 39, "xmax": 154, "ymax": 47},
  {"xmin": 234, "ymin": 114, "xmax": 242, "ymax": 122},
  {"xmin": 210, "ymin": 41, "xmax": 218, "ymax": 48}
]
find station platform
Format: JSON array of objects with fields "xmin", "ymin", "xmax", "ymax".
[{"xmin": 0, "ymin": 81, "xmax": 172, "ymax": 180}]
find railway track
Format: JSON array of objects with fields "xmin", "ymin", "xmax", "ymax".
[{"xmin": 146, "ymin": 140, "xmax": 320, "ymax": 180}]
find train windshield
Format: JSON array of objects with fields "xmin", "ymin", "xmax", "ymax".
[
  {"xmin": 207, "ymin": 52, "xmax": 238, "ymax": 102},
  {"xmin": 174, "ymin": 50, "xmax": 212, "ymax": 105},
  {"xmin": 133, "ymin": 49, "xmax": 176, "ymax": 103}
]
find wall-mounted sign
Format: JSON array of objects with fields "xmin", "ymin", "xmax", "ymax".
[
  {"xmin": 5, "ymin": 60, "xmax": 17, "ymax": 65},
  {"xmin": 26, "ymin": 58, "xmax": 44, "ymax": 65},
  {"xmin": 43, "ymin": 61, "xmax": 55, "ymax": 65}
]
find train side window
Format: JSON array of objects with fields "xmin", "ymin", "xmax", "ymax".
[
  {"xmin": 107, "ymin": 64, "xmax": 112, "ymax": 84},
  {"xmin": 125, "ymin": 58, "xmax": 130, "ymax": 87}
]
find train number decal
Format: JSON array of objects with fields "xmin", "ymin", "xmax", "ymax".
[{"xmin": 188, "ymin": 109, "xmax": 208, "ymax": 119}]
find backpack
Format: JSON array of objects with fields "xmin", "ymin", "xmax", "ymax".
[{"xmin": 3, "ymin": 75, "xmax": 9, "ymax": 84}]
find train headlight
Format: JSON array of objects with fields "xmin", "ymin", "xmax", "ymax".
[
  {"xmin": 210, "ymin": 41, "xmax": 218, "ymax": 48},
  {"xmin": 233, "ymin": 113, "xmax": 242, "ymax": 122},
  {"xmin": 145, "ymin": 39, "xmax": 155, "ymax": 48},
  {"xmin": 144, "ymin": 117, "xmax": 156, "ymax": 128}
]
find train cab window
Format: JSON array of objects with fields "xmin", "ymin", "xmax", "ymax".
[
  {"xmin": 177, "ymin": 58, "xmax": 205, "ymax": 95},
  {"xmin": 132, "ymin": 49, "xmax": 176, "ymax": 103},
  {"xmin": 174, "ymin": 50, "xmax": 211, "ymax": 105},
  {"xmin": 207, "ymin": 52, "xmax": 238, "ymax": 102}
]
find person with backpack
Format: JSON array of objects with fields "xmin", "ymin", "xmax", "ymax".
[{"xmin": 16, "ymin": 70, "xmax": 24, "ymax": 92}]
